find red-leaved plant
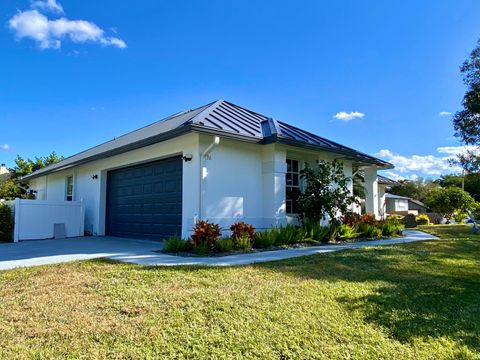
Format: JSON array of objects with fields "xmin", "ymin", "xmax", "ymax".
[
  {"xmin": 342, "ymin": 212, "xmax": 360, "ymax": 227},
  {"xmin": 191, "ymin": 220, "xmax": 221, "ymax": 250},
  {"xmin": 230, "ymin": 221, "xmax": 255, "ymax": 241},
  {"xmin": 361, "ymin": 213, "xmax": 377, "ymax": 225}
]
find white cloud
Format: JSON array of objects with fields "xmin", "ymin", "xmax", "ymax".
[
  {"xmin": 333, "ymin": 111, "xmax": 365, "ymax": 121},
  {"xmin": 0, "ymin": 144, "xmax": 10, "ymax": 151},
  {"xmin": 375, "ymin": 145, "xmax": 479, "ymax": 179},
  {"xmin": 439, "ymin": 111, "xmax": 452, "ymax": 116},
  {"xmin": 436, "ymin": 145, "xmax": 477, "ymax": 156},
  {"xmin": 382, "ymin": 171, "xmax": 419, "ymax": 182},
  {"xmin": 8, "ymin": 2, "xmax": 126, "ymax": 50},
  {"xmin": 31, "ymin": 0, "xmax": 63, "ymax": 14},
  {"xmin": 376, "ymin": 149, "xmax": 455, "ymax": 176}
]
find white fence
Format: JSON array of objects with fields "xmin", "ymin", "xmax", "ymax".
[{"xmin": 13, "ymin": 199, "xmax": 85, "ymax": 242}]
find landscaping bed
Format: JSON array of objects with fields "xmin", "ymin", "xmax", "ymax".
[{"xmin": 162, "ymin": 214, "xmax": 404, "ymax": 256}]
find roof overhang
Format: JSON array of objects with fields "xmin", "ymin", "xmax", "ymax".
[
  {"xmin": 22, "ymin": 125, "xmax": 193, "ymax": 181},
  {"xmin": 274, "ymin": 137, "xmax": 393, "ymax": 169}
]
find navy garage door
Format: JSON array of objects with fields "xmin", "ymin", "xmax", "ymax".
[{"xmin": 106, "ymin": 157, "xmax": 182, "ymax": 239}]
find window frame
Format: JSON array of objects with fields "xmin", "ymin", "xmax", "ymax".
[
  {"xmin": 65, "ymin": 175, "xmax": 74, "ymax": 201},
  {"xmin": 285, "ymin": 158, "xmax": 300, "ymax": 214}
]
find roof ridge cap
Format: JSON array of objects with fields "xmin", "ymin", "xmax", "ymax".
[{"xmin": 189, "ymin": 99, "xmax": 224, "ymax": 125}]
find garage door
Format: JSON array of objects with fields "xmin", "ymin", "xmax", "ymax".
[{"xmin": 106, "ymin": 157, "xmax": 182, "ymax": 239}]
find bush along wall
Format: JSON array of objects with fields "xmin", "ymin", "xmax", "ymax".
[
  {"xmin": 163, "ymin": 214, "xmax": 404, "ymax": 256},
  {"xmin": 0, "ymin": 204, "xmax": 13, "ymax": 242}
]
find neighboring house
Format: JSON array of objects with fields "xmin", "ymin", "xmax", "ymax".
[
  {"xmin": 24, "ymin": 100, "xmax": 393, "ymax": 239},
  {"xmin": 385, "ymin": 193, "xmax": 429, "ymax": 215},
  {"xmin": 355, "ymin": 172, "xmax": 397, "ymax": 218},
  {"xmin": 0, "ymin": 163, "xmax": 9, "ymax": 181}
]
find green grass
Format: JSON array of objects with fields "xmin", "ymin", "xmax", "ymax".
[{"xmin": 0, "ymin": 225, "xmax": 479, "ymax": 359}]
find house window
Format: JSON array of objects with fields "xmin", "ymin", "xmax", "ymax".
[
  {"xmin": 286, "ymin": 159, "xmax": 300, "ymax": 214},
  {"xmin": 65, "ymin": 176, "xmax": 73, "ymax": 201}
]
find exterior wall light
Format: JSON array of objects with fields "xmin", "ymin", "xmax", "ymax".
[
  {"xmin": 182, "ymin": 154, "xmax": 193, "ymax": 162},
  {"xmin": 92, "ymin": 174, "xmax": 98, "ymax": 180}
]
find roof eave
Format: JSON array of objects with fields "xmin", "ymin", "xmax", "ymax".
[
  {"xmin": 275, "ymin": 138, "xmax": 393, "ymax": 169},
  {"xmin": 189, "ymin": 124, "xmax": 263, "ymax": 144},
  {"xmin": 22, "ymin": 125, "xmax": 193, "ymax": 181}
]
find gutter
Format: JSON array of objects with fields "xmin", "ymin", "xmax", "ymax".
[
  {"xmin": 22, "ymin": 125, "xmax": 193, "ymax": 181},
  {"xmin": 275, "ymin": 138, "xmax": 394, "ymax": 169},
  {"xmin": 198, "ymin": 136, "xmax": 220, "ymax": 220}
]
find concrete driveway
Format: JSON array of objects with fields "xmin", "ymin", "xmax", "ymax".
[
  {"xmin": 0, "ymin": 230, "xmax": 438, "ymax": 270},
  {"xmin": 0, "ymin": 237, "xmax": 163, "ymax": 271}
]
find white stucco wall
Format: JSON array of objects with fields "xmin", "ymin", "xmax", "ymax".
[
  {"xmin": 28, "ymin": 133, "xmax": 361, "ymax": 239},
  {"xmin": 29, "ymin": 133, "xmax": 200, "ymax": 238},
  {"xmin": 200, "ymin": 136, "xmax": 266, "ymax": 231}
]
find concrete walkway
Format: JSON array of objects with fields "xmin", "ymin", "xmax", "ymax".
[{"xmin": 0, "ymin": 230, "xmax": 437, "ymax": 270}]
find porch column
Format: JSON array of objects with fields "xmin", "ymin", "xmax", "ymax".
[
  {"xmin": 378, "ymin": 184, "xmax": 386, "ymax": 219},
  {"xmin": 364, "ymin": 165, "xmax": 379, "ymax": 218},
  {"xmin": 262, "ymin": 145, "xmax": 287, "ymax": 229}
]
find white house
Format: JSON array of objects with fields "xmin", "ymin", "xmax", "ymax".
[
  {"xmin": 24, "ymin": 100, "xmax": 393, "ymax": 239},
  {"xmin": 385, "ymin": 193, "xmax": 429, "ymax": 215},
  {"xmin": 355, "ymin": 172, "xmax": 397, "ymax": 218}
]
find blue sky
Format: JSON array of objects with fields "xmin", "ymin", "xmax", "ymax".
[{"xmin": 1, "ymin": 0, "xmax": 479, "ymax": 180}]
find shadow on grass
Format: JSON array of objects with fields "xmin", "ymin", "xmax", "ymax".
[
  {"xmin": 259, "ymin": 232, "xmax": 480, "ymax": 352},
  {"xmin": 94, "ymin": 225, "xmax": 480, "ymax": 352}
]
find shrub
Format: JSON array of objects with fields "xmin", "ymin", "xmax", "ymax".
[
  {"xmin": 386, "ymin": 215, "xmax": 403, "ymax": 226},
  {"xmin": 453, "ymin": 212, "xmax": 468, "ymax": 224},
  {"xmin": 0, "ymin": 204, "xmax": 13, "ymax": 242},
  {"xmin": 275, "ymin": 224, "xmax": 298, "ymax": 245},
  {"xmin": 381, "ymin": 222, "xmax": 402, "ymax": 237},
  {"xmin": 230, "ymin": 222, "xmax": 255, "ymax": 241},
  {"xmin": 416, "ymin": 214, "xmax": 430, "ymax": 225},
  {"xmin": 296, "ymin": 160, "xmax": 356, "ymax": 224},
  {"xmin": 337, "ymin": 224, "xmax": 361, "ymax": 240},
  {"xmin": 191, "ymin": 220, "xmax": 221, "ymax": 251},
  {"xmin": 216, "ymin": 238, "xmax": 234, "ymax": 253},
  {"xmin": 195, "ymin": 243, "xmax": 209, "ymax": 255},
  {"xmin": 342, "ymin": 212, "xmax": 360, "ymax": 227},
  {"xmin": 234, "ymin": 233, "xmax": 252, "ymax": 250},
  {"xmin": 325, "ymin": 224, "xmax": 339, "ymax": 243},
  {"xmin": 254, "ymin": 230, "xmax": 277, "ymax": 248},
  {"xmin": 403, "ymin": 214, "xmax": 417, "ymax": 228},
  {"xmin": 163, "ymin": 235, "xmax": 192, "ymax": 253},
  {"xmin": 425, "ymin": 187, "xmax": 475, "ymax": 219},
  {"xmin": 301, "ymin": 220, "xmax": 330, "ymax": 242},
  {"xmin": 361, "ymin": 213, "xmax": 377, "ymax": 225},
  {"xmin": 358, "ymin": 223, "xmax": 382, "ymax": 238}
]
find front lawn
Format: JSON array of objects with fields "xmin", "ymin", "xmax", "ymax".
[{"xmin": 0, "ymin": 225, "xmax": 479, "ymax": 359}]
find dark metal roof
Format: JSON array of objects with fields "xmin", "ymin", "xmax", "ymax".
[
  {"xmin": 356, "ymin": 171, "xmax": 397, "ymax": 186},
  {"xmin": 377, "ymin": 174, "xmax": 398, "ymax": 185},
  {"xmin": 24, "ymin": 99, "xmax": 393, "ymax": 180}
]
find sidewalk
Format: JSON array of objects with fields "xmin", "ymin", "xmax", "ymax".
[
  {"xmin": 109, "ymin": 229, "xmax": 438, "ymax": 267},
  {"xmin": 0, "ymin": 230, "xmax": 438, "ymax": 270}
]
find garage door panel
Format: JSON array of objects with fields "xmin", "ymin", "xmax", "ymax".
[{"xmin": 106, "ymin": 157, "xmax": 182, "ymax": 239}]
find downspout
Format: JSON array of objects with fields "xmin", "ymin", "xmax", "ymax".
[{"xmin": 198, "ymin": 136, "xmax": 220, "ymax": 221}]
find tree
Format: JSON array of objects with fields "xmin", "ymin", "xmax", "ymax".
[
  {"xmin": 435, "ymin": 173, "xmax": 480, "ymax": 202},
  {"xmin": 0, "ymin": 152, "xmax": 64, "ymax": 200},
  {"xmin": 0, "ymin": 178, "xmax": 24, "ymax": 200},
  {"xmin": 389, "ymin": 178, "xmax": 438, "ymax": 203},
  {"xmin": 9, "ymin": 152, "xmax": 64, "ymax": 179},
  {"xmin": 425, "ymin": 187, "xmax": 476, "ymax": 219},
  {"xmin": 452, "ymin": 40, "xmax": 480, "ymax": 172},
  {"xmin": 296, "ymin": 160, "xmax": 356, "ymax": 224}
]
